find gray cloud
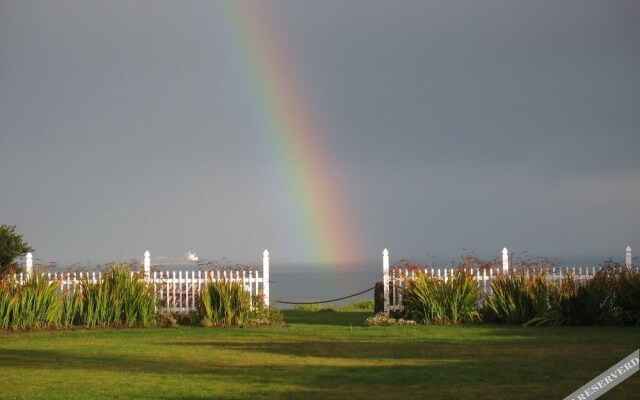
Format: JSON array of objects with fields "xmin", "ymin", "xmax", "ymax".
[{"xmin": 1, "ymin": 1, "xmax": 638, "ymax": 266}]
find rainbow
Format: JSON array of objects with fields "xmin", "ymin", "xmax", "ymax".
[{"xmin": 222, "ymin": 1, "xmax": 361, "ymax": 266}]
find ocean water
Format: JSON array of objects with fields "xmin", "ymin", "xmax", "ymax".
[
  {"xmin": 270, "ymin": 268, "xmax": 382, "ymax": 308},
  {"xmin": 144, "ymin": 264, "xmax": 384, "ymax": 308},
  {"xmin": 144, "ymin": 264, "xmax": 384, "ymax": 309}
]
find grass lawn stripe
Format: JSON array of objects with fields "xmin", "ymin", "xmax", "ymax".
[{"xmin": 0, "ymin": 311, "xmax": 638, "ymax": 399}]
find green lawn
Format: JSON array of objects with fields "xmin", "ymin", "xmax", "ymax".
[{"xmin": 0, "ymin": 311, "xmax": 638, "ymax": 399}]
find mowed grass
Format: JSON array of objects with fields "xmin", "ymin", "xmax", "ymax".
[{"xmin": 0, "ymin": 311, "xmax": 638, "ymax": 399}]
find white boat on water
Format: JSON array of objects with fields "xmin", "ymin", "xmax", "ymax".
[
  {"xmin": 148, "ymin": 252, "xmax": 200, "ymax": 265},
  {"xmin": 186, "ymin": 251, "xmax": 199, "ymax": 262}
]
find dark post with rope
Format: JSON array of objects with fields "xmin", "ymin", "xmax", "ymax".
[{"xmin": 374, "ymin": 281, "xmax": 384, "ymax": 313}]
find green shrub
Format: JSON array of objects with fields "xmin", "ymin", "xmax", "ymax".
[
  {"xmin": 197, "ymin": 280, "xmax": 251, "ymax": 327},
  {"xmin": 0, "ymin": 224, "xmax": 34, "ymax": 278},
  {"xmin": 402, "ymin": 269, "xmax": 481, "ymax": 324},
  {"xmin": 248, "ymin": 293, "xmax": 283, "ymax": 325},
  {"xmin": 156, "ymin": 311, "xmax": 179, "ymax": 328},
  {"xmin": 156, "ymin": 311, "xmax": 200, "ymax": 327}
]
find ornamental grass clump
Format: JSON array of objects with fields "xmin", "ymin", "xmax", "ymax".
[
  {"xmin": 0, "ymin": 275, "xmax": 65, "ymax": 330},
  {"xmin": 72, "ymin": 265, "xmax": 157, "ymax": 328},
  {"xmin": 612, "ymin": 266, "xmax": 640, "ymax": 326},
  {"xmin": 197, "ymin": 280, "xmax": 251, "ymax": 327},
  {"xmin": 401, "ymin": 269, "xmax": 481, "ymax": 324},
  {"xmin": 485, "ymin": 271, "xmax": 549, "ymax": 325},
  {"xmin": 540, "ymin": 268, "xmax": 617, "ymax": 326}
]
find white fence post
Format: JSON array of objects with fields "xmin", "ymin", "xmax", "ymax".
[
  {"xmin": 383, "ymin": 248, "xmax": 389, "ymax": 315},
  {"xmin": 144, "ymin": 250, "xmax": 151, "ymax": 277},
  {"xmin": 502, "ymin": 247, "xmax": 509, "ymax": 274},
  {"xmin": 25, "ymin": 252, "xmax": 33, "ymax": 278},
  {"xmin": 263, "ymin": 249, "xmax": 270, "ymax": 306},
  {"xmin": 626, "ymin": 246, "xmax": 632, "ymax": 269}
]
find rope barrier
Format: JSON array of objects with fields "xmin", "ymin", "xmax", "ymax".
[{"xmin": 274, "ymin": 286, "xmax": 376, "ymax": 305}]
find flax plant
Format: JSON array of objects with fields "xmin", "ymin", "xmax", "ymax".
[
  {"xmin": 540, "ymin": 269, "xmax": 617, "ymax": 326},
  {"xmin": 73, "ymin": 265, "xmax": 156, "ymax": 327},
  {"xmin": 401, "ymin": 269, "xmax": 481, "ymax": 324},
  {"xmin": 197, "ymin": 280, "xmax": 251, "ymax": 327},
  {"xmin": 61, "ymin": 289, "xmax": 82, "ymax": 327},
  {"xmin": 0, "ymin": 275, "xmax": 65, "ymax": 330},
  {"xmin": 485, "ymin": 271, "xmax": 549, "ymax": 325},
  {"xmin": 612, "ymin": 266, "xmax": 640, "ymax": 325}
]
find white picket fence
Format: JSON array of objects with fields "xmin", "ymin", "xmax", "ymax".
[
  {"xmin": 14, "ymin": 269, "xmax": 265, "ymax": 313},
  {"xmin": 16, "ymin": 246, "xmax": 637, "ymax": 315},
  {"xmin": 382, "ymin": 247, "xmax": 637, "ymax": 314},
  {"xmin": 18, "ymin": 250, "xmax": 271, "ymax": 313},
  {"xmin": 383, "ymin": 265, "xmax": 640, "ymax": 314},
  {"xmin": 151, "ymin": 270, "xmax": 265, "ymax": 313}
]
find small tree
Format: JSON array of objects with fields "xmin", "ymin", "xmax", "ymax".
[{"xmin": 0, "ymin": 225, "xmax": 34, "ymax": 277}]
